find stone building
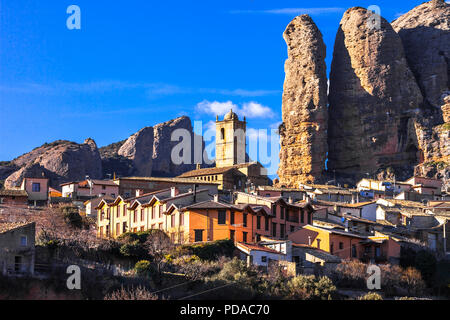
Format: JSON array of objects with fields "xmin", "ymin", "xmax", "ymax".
[
  {"xmin": 0, "ymin": 222, "xmax": 36, "ymax": 276},
  {"xmin": 178, "ymin": 110, "xmax": 270, "ymax": 191}
]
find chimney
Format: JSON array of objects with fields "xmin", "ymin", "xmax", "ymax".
[
  {"xmin": 308, "ymin": 236, "xmax": 312, "ymax": 246},
  {"xmin": 351, "ymin": 193, "xmax": 355, "ymax": 204},
  {"xmin": 135, "ymin": 189, "xmax": 144, "ymax": 197},
  {"xmin": 171, "ymin": 187, "xmax": 179, "ymax": 198},
  {"xmin": 214, "ymin": 194, "xmax": 219, "ymax": 202},
  {"xmin": 288, "ymin": 197, "xmax": 293, "ymax": 204},
  {"xmin": 196, "ymin": 163, "xmax": 201, "ymax": 170},
  {"xmin": 303, "ymin": 193, "xmax": 306, "ymax": 201}
]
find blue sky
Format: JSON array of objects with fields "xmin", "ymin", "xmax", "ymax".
[{"xmin": 0, "ymin": 0, "xmax": 427, "ymax": 170}]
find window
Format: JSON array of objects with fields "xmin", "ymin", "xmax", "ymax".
[
  {"xmin": 221, "ymin": 128, "xmax": 225, "ymax": 140},
  {"xmin": 317, "ymin": 239, "xmax": 321, "ymax": 250},
  {"xmin": 116, "ymin": 223, "xmax": 120, "ymax": 236},
  {"xmin": 102, "ymin": 185, "xmax": 106, "ymax": 190},
  {"xmin": 308, "ymin": 212, "xmax": 312, "ymax": 224},
  {"xmin": 230, "ymin": 230, "xmax": 235, "ymax": 241},
  {"xmin": 122, "ymin": 222, "xmax": 127, "ymax": 233},
  {"xmin": 117, "ymin": 205, "xmax": 121, "ymax": 217},
  {"xmin": 123, "ymin": 205, "xmax": 127, "ymax": 216},
  {"xmin": 159, "ymin": 205, "xmax": 162, "ymax": 218},
  {"xmin": 261, "ymin": 256, "xmax": 267, "ymax": 263},
  {"xmin": 106, "ymin": 225, "xmax": 110, "ymax": 237},
  {"xmin": 195, "ymin": 230, "xmax": 204, "ymax": 242},
  {"xmin": 352, "ymin": 244, "xmax": 357, "ymax": 258},
  {"xmin": 106, "ymin": 208, "xmax": 110, "ymax": 219},
  {"xmin": 280, "ymin": 207, "xmax": 285, "ymax": 220},
  {"xmin": 100, "ymin": 226, "xmax": 104, "ymax": 237},
  {"xmin": 375, "ymin": 246, "xmax": 381, "ymax": 257},
  {"xmin": 272, "ymin": 205, "xmax": 277, "ymax": 217},
  {"xmin": 179, "ymin": 212, "xmax": 184, "ymax": 226},
  {"xmin": 133, "ymin": 211, "xmax": 137, "ymax": 223},
  {"xmin": 32, "ymin": 183, "xmax": 40, "ymax": 192},
  {"xmin": 151, "ymin": 206, "xmax": 155, "ymax": 220},
  {"xmin": 171, "ymin": 214, "xmax": 176, "ymax": 227},
  {"xmin": 140, "ymin": 209, "xmax": 144, "ymax": 222},
  {"xmin": 265, "ymin": 217, "xmax": 269, "ymax": 231},
  {"xmin": 272, "ymin": 223, "xmax": 277, "ymax": 237},
  {"xmin": 339, "ymin": 242, "xmax": 344, "ymax": 250},
  {"xmin": 280, "ymin": 224, "xmax": 285, "ymax": 239},
  {"xmin": 20, "ymin": 236, "xmax": 27, "ymax": 246},
  {"xmin": 158, "ymin": 223, "xmax": 163, "ymax": 230},
  {"xmin": 256, "ymin": 216, "xmax": 261, "ymax": 230},
  {"xmin": 290, "ymin": 225, "xmax": 295, "ymax": 233},
  {"xmin": 218, "ymin": 210, "xmax": 226, "ymax": 225},
  {"xmin": 300, "ymin": 211, "xmax": 304, "ymax": 223},
  {"xmin": 330, "ymin": 242, "xmax": 334, "ymax": 254},
  {"xmin": 170, "ymin": 233, "xmax": 175, "ymax": 243},
  {"xmin": 230, "ymin": 211, "xmax": 235, "ymax": 225},
  {"xmin": 243, "ymin": 232, "xmax": 248, "ymax": 243},
  {"xmin": 243, "ymin": 213, "xmax": 247, "ymax": 227}
]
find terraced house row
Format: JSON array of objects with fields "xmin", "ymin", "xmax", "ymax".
[{"xmin": 96, "ymin": 186, "xmax": 316, "ymax": 244}]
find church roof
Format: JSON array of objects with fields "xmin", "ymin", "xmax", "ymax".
[
  {"xmin": 223, "ymin": 109, "xmax": 239, "ymax": 120},
  {"xmin": 177, "ymin": 163, "xmax": 258, "ymax": 178}
]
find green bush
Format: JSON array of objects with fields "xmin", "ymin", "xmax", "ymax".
[
  {"xmin": 120, "ymin": 241, "xmax": 148, "ymax": 260},
  {"xmin": 359, "ymin": 292, "xmax": 383, "ymax": 300},
  {"xmin": 134, "ymin": 260, "xmax": 154, "ymax": 278},
  {"xmin": 60, "ymin": 206, "xmax": 83, "ymax": 228},
  {"xmin": 179, "ymin": 239, "xmax": 235, "ymax": 261},
  {"xmin": 414, "ymin": 250, "xmax": 436, "ymax": 286}
]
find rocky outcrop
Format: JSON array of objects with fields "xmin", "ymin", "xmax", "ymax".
[
  {"xmin": 118, "ymin": 126, "xmax": 154, "ymax": 177},
  {"xmin": 392, "ymin": 0, "xmax": 449, "ymax": 113},
  {"xmin": 99, "ymin": 116, "xmax": 208, "ymax": 178},
  {"xmin": 152, "ymin": 116, "xmax": 203, "ymax": 176},
  {"xmin": 391, "ymin": 0, "xmax": 450, "ymax": 181},
  {"xmin": 327, "ymin": 7, "xmax": 423, "ymax": 176},
  {"xmin": 5, "ymin": 139, "xmax": 103, "ymax": 188},
  {"xmin": 277, "ymin": 15, "xmax": 328, "ymax": 187}
]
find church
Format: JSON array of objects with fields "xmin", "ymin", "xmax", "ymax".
[{"xmin": 178, "ymin": 109, "xmax": 271, "ymax": 191}]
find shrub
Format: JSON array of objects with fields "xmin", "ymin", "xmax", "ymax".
[
  {"xmin": 134, "ymin": 260, "xmax": 154, "ymax": 278},
  {"xmin": 359, "ymin": 292, "xmax": 383, "ymax": 300},
  {"xmin": 60, "ymin": 206, "xmax": 83, "ymax": 228},
  {"xmin": 401, "ymin": 267, "xmax": 426, "ymax": 296},
  {"xmin": 286, "ymin": 275, "xmax": 336, "ymax": 300},
  {"xmin": 333, "ymin": 260, "xmax": 367, "ymax": 289},
  {"xmin": 414, "ymin": 250, "xmax": 436, "ymax": 286},
  {"xmin": 104, "ymin": 286, "xmax": 158, "ymax": 300},
  {"xmin": 120, "ymin": 241, "xmax": 148, "ymax": 260},
  {"xmin": 182, "ymin": 239, "xmax": 235, "ymax": 261}
]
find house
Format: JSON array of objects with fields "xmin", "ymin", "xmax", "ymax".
[
  {"xmin": 113, "ymin": 176, "xmax": 219, "ymax": 198},
  {"xmin": 315, "ymin": 200, "xmax": 377, "ymax": 221},
  {"xmin": 400, "ymin": 176, "xmax": 444, "ymax": 198},
  {"xmin": 253, "ymin": 186, "xmax": 307, "ymax": 202},
  {"xmin": 0, "ymin": 222, "xmax": 35, "ymax": 276},
  {"xmin": 311, "ymin": 187, "xmax": 356, "ymax": 203},
  {"xmin": 48, "ymin": 187, "xmax": 62, "ymax": 198},
  {"xmin": 84, "ymin": 196, "xmax": 115, "ymax": 217},
  {"xmin": 357, "ymin": 178, "xmax": 411, "ymax": 194},
  {"xmin": 0, "ymin": 189, "xmax": 28, "ymax": 206},
  {"xmin": 61, "ymin": 179, "xmax": 119, "ymax": 199},
  {"xmin": 288, "ymin": 224, "xmax": 401, "ymax": 264},
  {"xmin": 21, "ymin": 177, "xmax": 49, "ymax": 206},
  {"xmin": 291, "ymin": 244, "xmax": 341, "ymax": 275},
  {"xmin": 233, "ymin": 191, "xmax": 315, "ymax": 240},
  {"xmin": 236, "ymin": 241, "xmax": 290, "ymax": 268},
  {"xmin": 96, "ymin": 187, "xmax": 212, "ymax": 239}
]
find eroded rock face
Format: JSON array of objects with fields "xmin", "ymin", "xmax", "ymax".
[
  {"xmin": 392, "ymin": 0, "xmax": 450, "ymax": 112},
  {"xmin": 5, "ymin": 138, "xmax": 103, "ymax": 188},
  {"xmin": 391, "ymin": 0, "xmax": 450, "ymax": 181},
  {"xmin": 277, "ymin": 15, "xmax": 328, "ymax": 187},
  {"xmin": 328, "ymin": 7, "xmax": 423, "ymax": 176},
  {"xmin": 118, "ymin": 126, "xmax": 154, "ymax": 177},
  {"xmin": 152, "ymin": 116, "xmax": 203, "ymax": 177}
]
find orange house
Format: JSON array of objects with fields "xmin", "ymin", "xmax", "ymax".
[
  {"xmin": 289, "ymin": 225, "xmax": 401, "ymax": 263},
  {"xmin": 180, "ymin": 201, "xmax": 272, "ymax": 243}
]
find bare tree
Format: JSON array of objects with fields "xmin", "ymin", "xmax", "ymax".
[{"xmin": 145, "ymin": 230, "xmax": 174, "ymax": 281}]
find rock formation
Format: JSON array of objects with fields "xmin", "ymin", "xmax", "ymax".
[
  {"xmin": 99, "ymin": 116, "xmax": 209, "ymax": 178},
  {"xmin": 118, "ymin": 126, "xmax": 154, "ymax": 177},
  {"xmin": 5, "ymin": 138, "xmax": 103, "ymax": 188},
  {"xmin": 392, "ymin": 0, "xmax": 449, "ymax": 112},
  {"xmin": 327, "ymin": 7, "xmax": 423, "ymax": 177},
  {"xmin": 277, "ymin": 15, "xmax": 328, "ymax": 187},
  {"xmin": 152, "ymin": 116, "xmax": 204, "ymax": 176},
  {"xmin": 392, "ymin": 0, "xmax": 449, "ymax": 181}
]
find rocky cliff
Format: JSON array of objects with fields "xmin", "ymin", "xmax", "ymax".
[
  {"xmin": 4, "ymin": 138, "xmax": 103, "ymax": 188},
  {"xmin": 327, "ymin": 7, "xmax": 423, "ymax": 177},
  {"xmin": 392, "ymin": 0, "xmax": 450, "ymax": 181},
  {"xmin": 277, "ymin": 15, "xmax": 328, "ymax": 187},
  {"xmin": 100, "ymin": 116, "xmax": 207, "ymax": 178},
  {"xmin": 118, "ymin": 126, "xmax": 154, "ymax": 177}
]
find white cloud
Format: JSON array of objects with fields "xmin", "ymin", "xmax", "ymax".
[
  {"xmin": 196, "ymin": 100, "xmax": 275, "ymax": 119},
  {"xmin": 241, "ymin": 101, "xmax": 275, "ymax": 118},
  {"xmin": 231, "ymin": 7, "xmax": 345, "ymax": 15}
]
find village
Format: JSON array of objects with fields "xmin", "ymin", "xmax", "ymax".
[{"xmin": 0, "ymin": 110, "xmax": 449, "ymax": 300}]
